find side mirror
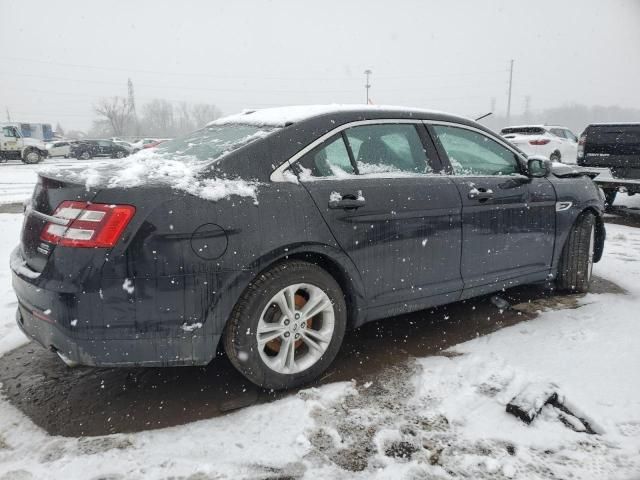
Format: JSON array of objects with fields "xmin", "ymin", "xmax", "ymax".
[{"xmin": 527, "ymin": 156, "xmax": 552, "ymax": 178}]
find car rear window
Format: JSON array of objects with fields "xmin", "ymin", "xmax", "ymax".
[
  {"xmin": 501, "ymin": 127, "xmax": 545, "ymax": 135},
  {"xmin": 157, "ymin": 124, "xmax": 280, "ymax": 161}
]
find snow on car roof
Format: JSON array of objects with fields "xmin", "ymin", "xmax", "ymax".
[{"xmin": 208, "ymin": 104, "xmax": 448, "ymax": 127}]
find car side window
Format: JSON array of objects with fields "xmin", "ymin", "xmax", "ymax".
[
  {"xmin": 550, "ymin": 128, "xmax": 566, "ymax": 138},
  {"xmin": 432, "ymin": 125, "xmax": 521, "ymax": 176},
  {"xmin": 296, "ymin": 135, "xmax": 355, "ymax": 178},
  {"xmin": 344, "ymin": 124, "xmax": 432, "ymax": 174},
  {"xmin": 564, "ymin": 130, "xmax": 578, "ymax": 142}
]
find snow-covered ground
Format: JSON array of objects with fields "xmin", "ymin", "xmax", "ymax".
[
  {"xmin": 0, "ymin": 159, "xmax": 96, "ymax": 205},
  {"xmin": 0, "ymin": 215, "xmax": 639, "ymax": 478}
]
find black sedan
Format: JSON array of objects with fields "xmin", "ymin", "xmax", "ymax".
[
  {"xmin": 11, "ymin": 106, "xmax": 605, "ymax": 389},
  {"xmin": 70, "ymin": 139, "xmax": 130, "ymax": 160}
]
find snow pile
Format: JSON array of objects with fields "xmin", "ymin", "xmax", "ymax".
[
  {"xmin": 210, "ymin": 104, "xmax": 448, "ymax": 127},
  {"xmin": 0, "ymin": 215, "xmax": 31, "ymax": 355},
  {"xmin": 40, "ymin": 149, "xmax": 259, "ymax": 203}
]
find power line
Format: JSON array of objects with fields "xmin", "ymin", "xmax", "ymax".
[{"xmin": 0, "ymin": 56, "xmax": 507, "ymax": 82}]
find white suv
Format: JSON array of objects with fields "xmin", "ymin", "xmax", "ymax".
[{"xmin": 500, "ymin": 125, "xmax": 579, "ymax": 163}]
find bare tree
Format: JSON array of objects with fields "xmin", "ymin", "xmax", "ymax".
[
  {"xmin": 141, "ymin": 99, "xmax": 175, "ymax": 136},
  {"xmin": 177, "ymin": 101, "xmax": 192, "ymax": 135},
  {"xmin": 191, "ymin": 103, "xmax": 222, "ymax": 128},
  {"xmin": 94, "ymin": 96, "xmax": 131, "ymax": 136}
]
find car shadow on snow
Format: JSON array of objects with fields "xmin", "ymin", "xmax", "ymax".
[{"xmin": 0, "ymin": 276, "xmax": 624, "ymax": 437}]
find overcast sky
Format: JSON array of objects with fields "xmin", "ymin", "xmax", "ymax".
[{"xmin": 1, "ymin": 0, "xmax": 639, "ymax": 131}]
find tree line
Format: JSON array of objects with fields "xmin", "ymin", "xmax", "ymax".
[{"xmin": 89, "ymin": 96, "xmax": 222, "ymax": 139}]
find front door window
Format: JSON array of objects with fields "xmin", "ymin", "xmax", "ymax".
[{"xmin": 432, "ymin": 125, "xmax": 520, "ymax": 176}]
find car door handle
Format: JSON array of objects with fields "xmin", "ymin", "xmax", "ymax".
[
  {"xmin": 328, "ymin": 194, "xmax": 366, "ymax": 210},
  {"xmin": 468, "ymin": 187, "xmax": 494, "ymax": 200}
]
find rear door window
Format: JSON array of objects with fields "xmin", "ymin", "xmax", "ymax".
[
  {"xmin": 296, "ymin": 135, "xmax": 355, "ymax": 178},
  {"xmin": 433, "ymin": 125, "xmax": 521, "ymax": 176},
  {"xmin": 344, "ymin": 124, "xmax": 432, "ymax": 175}
]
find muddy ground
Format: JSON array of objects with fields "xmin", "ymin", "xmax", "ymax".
[
  {"xmin": 0, "ymin": 276, "xmax": 624, "ymax": 438},
  {"xmin": 0, "ymin": 203, "xmax": 635, "ymax": 438}
]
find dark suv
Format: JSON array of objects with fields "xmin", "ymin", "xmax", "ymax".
[
  {"xmin": 70, "ymin": 139, "xmax": 130, "ymax": 160},
  {"xmin": 577, "ymin": 123, "xmax": 640, "ymax": 206},
  {"xmin": 11, "ymin": 106, "xmax": 605, "ymax": 390}
]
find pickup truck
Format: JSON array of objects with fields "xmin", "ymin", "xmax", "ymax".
[
  {"xmin": 0, "ymin": 122, "xmax": 48, "ymax": 164},
  {"xmin": 577, "ymin": 123, "xmax": 640, "ymax": 207}
]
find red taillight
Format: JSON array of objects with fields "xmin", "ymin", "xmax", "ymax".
[
  {"xmin": 40, "ymin": 201, "xmax": 135, "ymax": 248},
  {"xmin": 529, "ymin": 138, "xmax": 551, "ymax": 145},
  {"xmin": 577, "ymin": 135, "xmax": 586, "ymax": 160}
]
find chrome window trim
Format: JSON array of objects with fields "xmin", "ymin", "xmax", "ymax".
[
  {"xmin": 269, "ymin": 118, "xmax": 427, "ymax": 182},
  {"xmin": 24, "ymin": 205, "xmax": 69, "ymax": 226}
]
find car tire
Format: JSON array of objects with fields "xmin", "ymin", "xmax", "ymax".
[
  {"xmin": 556, "ymin": 211, "xmax": 596, "ymax": 293},
  {"xmin": 115, "ymin": 151, "xmax": 125, "ymax": 159},
  {"xmin": 79, "ymin": 151, "xmax": 92, "ymax": 160},
  {"xmin": 223, "ymin": 260, "xmax": 347, "ymax": 390},
  {"xmin": 603, "ymin": 189, "xmax": 617, "ymax": 209},
  {"xmin": 550, "ymin": 151, "xmax": 561, "ymax": 162},
  {"xmin": 22, "ymin": 149, "xmax": 42, "ymax": 164}
]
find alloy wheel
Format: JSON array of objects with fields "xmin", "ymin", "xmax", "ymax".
[{"xmin": 257, "ymin": 283, "xmax": 335, "ymax": 374}]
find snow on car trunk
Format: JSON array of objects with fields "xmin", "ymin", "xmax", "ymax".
[{"xmin": 0, "ymin": 218, "xmax": 639, "ymax": 478}]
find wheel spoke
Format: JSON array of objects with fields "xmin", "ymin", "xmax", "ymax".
[
  {"xmin": 257, "ymin": 320, "xmax": 286, "ymax": 346},
  {"xmin": 303, "ymin": 328, "xmax": 331, "ymax": 345},
  {"xmin": 300, "ymin": 331, "xmax": 324, "ymax": 352},
  {"xmin": 286, "ymin": 334, "xmax": 297, "ymax": 370},
  {"xmin": 276, "ymin": 335, "xmax": 296, "ymax": 371},
  {"xmin": 274, "ymin": 288, "xmax": 296, "ymax": 319},
  {"xmin": 257, "ymin": 328, "xmax": 285, "ymax": 346},
  {"xmin": 301, "ymin": 295, "xmax": 331, "ymax": 320}
]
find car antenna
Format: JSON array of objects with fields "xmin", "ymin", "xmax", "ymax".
[{"xmin": 475, "ymin": 112, "xmax": 493, "ymax": 122}]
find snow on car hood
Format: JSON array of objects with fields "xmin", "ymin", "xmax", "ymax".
[{"xmin": 39, "ymin": 149, "xmax": 259, "ymax": 203}]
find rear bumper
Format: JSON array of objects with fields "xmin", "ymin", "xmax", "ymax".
[
  {"xmin": 15, "ymin": 305, "xmax": 216, "ymax": 367},
  {"xmin": 10, "ymin": 247, "xmax": 220, "ymax": 367}
]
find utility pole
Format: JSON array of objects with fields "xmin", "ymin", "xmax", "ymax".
[
  {"xmin": 524, "ymin": 95, "xmax": 531, "ymax": 121},
  {"xmin": 5, "ymin": 107, "xmax": 11, "ymax": 122},
  {"xmin": 506, "ymin": 59, "xmax": 514, "ymax": 123},
  {"xmin": 127, "ymin": 78, "xmax": 139, "ymax": 137},
  {"xmin": 364, "ymin": 69, "xmax": 372, "ymax": 104}
]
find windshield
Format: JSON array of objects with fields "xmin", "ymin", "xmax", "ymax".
[{"xmin": 156, "ymin": 124, "xmax": 279, "ymax": 161}]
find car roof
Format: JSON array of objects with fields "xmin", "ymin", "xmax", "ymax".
[
  {"xmin": 208, "ymin": 104, "xmax": 462, "ymax": 128},
  {"xmin": 586, "ymin": 122, "xmax": 640, "ymax": 127},
  {"xmin": 501, "ymin": 125, "xmax": 569, "ymax": 130}
]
